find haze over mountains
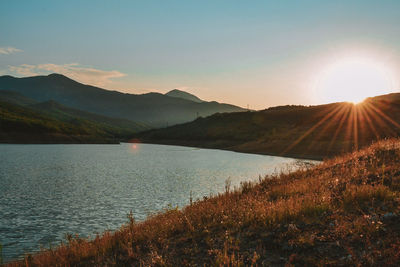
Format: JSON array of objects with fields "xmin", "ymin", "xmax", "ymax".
[{"xmin": 0, "ymin": 74, "xmax": 244, "ymax": 128}]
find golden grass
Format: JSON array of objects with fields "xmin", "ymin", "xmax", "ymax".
[{"xmin": 5, "ymin": 139, "xmax": 400, "ymax": 266}]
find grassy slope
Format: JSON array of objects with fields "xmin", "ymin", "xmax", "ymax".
[
  {"xmin": 0, "ymin": 100, "xmax": 142, "ymax": 143},
  {"xmin": 7, "ymin": 139, "xmax": 400, "ymax": 266},
  {"xmin": 136, "ymin": 95, "xmax": 400, "ymax": 160}
]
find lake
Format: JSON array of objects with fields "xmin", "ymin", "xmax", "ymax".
[{"xmin": 0, "ymin": 143, "xmax": 312, "ymax": 262}]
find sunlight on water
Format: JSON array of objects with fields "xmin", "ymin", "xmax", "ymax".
[{"xmin": 0, "ymin": 143, "xmax": 314, "ymax": 262}]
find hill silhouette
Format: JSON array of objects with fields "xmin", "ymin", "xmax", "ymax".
[
  {"xmin": 0, "ymin": 74, "xmax": 244, "ymax": 127},
  {"xmin": 135, "ymin": 94, "xmax": 400, "ymax": 159}
]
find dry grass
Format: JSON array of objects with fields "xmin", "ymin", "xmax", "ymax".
[{"xmin": 5, "ymin": 139, "xmax": 400, "ymax": 266}]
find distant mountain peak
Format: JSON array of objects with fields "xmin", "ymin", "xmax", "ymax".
[
  {"xmin": 47, "ymin": 73, "xmax": 64, "ymax": 77},
  {"xmin": 47, "ymin": 73, "xmax": 73, "ymax": 80},
  {"xmin": 165, "ymin": 89, "xmax": 204, "ymax": 103}
]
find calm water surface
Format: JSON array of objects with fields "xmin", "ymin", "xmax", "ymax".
[{"xmin": 0, "ymin": 143, "xmax": 312, "ymax": 262}]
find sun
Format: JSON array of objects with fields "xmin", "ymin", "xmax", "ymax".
[{"xmin": 315, "ymin": 57, "xmax": 395, "ymax": 104}]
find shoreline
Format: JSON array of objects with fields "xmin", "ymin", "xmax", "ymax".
[
  {"xmin": 1, "ymin": 140, "xmax": 324, "ymax": 160},
  {"xmin": 132, "ymin": 139, "xmax": 330, "ymax": 161}
]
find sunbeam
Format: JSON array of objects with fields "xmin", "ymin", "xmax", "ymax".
[{"xmin": 282, "ymin": 98, "xmax": 400, "ymax": 158}]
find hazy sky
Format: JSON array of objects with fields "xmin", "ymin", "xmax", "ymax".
[{"xmin": 1, "ymin": 0, "xmax": 400, "ymax": 109}]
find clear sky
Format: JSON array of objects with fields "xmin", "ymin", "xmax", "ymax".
[{"xmin": 1, "ymin": 0, "xmax": 400, "ymax": 109}]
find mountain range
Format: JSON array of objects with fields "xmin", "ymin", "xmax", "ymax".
[
  {"xmin": 0, "ymin": 74, "xmax": 245, "ymax": 143},
  {"xmin": 3, "ymin": 73, "xmax": 400, "ymax": 154},
  {"xmin": 0, "ymin": 74, "xmax": 244, "ymax": 128}
]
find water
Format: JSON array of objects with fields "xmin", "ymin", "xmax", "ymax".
[{"xmin": 0, "ymin": 143, "xmax": 311, "ymax": 262}]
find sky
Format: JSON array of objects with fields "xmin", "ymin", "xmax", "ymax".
[{"xmin": 1, "ymin": 0, "xmax": 400, "ymax": 109}]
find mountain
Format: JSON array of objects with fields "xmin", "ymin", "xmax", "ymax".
[
  {"xmin": 0, "ymin": 74, "xmax": 245, "ymax": 127},
  {"xmin": 165, "ymin": 89, "xmax": 204, "ymax": 103},
  {"xmin": 135, "ymin": 93, "xmax": 400, "ymax": 159}
]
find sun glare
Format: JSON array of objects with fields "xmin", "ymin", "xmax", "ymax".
[{"xmin": 315, "ymin": 57, "xmax": 395, "ymax": 104}]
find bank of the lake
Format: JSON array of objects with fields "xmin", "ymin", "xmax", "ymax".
[
  {"xmin": 133, "ymin": 139, "xmax": 327, "ymax": 161},
  {"xmin": 5, "ymin": 139, "xmax": 400, "ymax": 266}
]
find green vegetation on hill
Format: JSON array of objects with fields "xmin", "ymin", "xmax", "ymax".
[
  {"xmin": 6, "ymin": 139, "xmax": 400, "ymax": 266},
  {"xmin": 0, "ymin": 99, "xmax": 147, "ymax": 144},
  {"xmin": 0, "ymin": 90, "xmax": 37, "ymax": 106},
  {"xmin": 136, "ymin": 94, "xmax": 400, "ymax": 159},
  {"xmin": 29, "ymin": 100, "xmax": 148, "ymax": 134}
]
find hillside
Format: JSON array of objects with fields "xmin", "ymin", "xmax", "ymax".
[
  {"xmin": 135, "ymin": 94, "xmax": 400, "ymax": 160},
  {"xmin": 165, "ymin": 89, "xmax": 204, "ymax": 103},
  {"xmin": 29, "ymin": 100, "xmax": 148, "ymax": 134},
  {"xmin": 6, "ymin": 139, "xmax": 400, "ymax": 266},
  {"xmin": 0, "ymin": 99, "xmax": 147, "ymax": 144},
  {"xmin": 0, "ymin": 74, "xmax": 245, "ymax": 127},
  {"xmin": 0, "ymin": 90, "xmax": 38, "ymax": 106}
]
